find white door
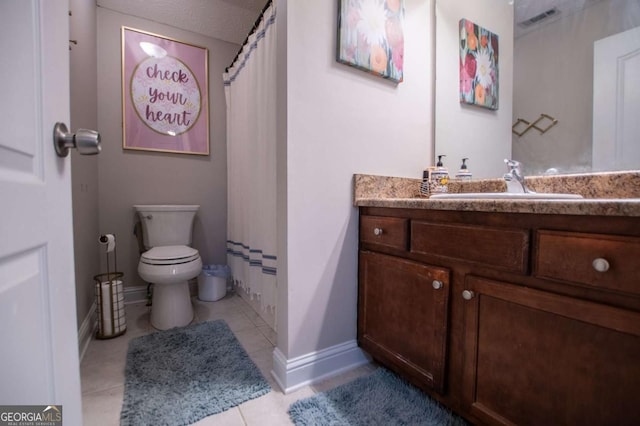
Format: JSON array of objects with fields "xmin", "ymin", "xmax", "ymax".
[
  {"xmin": 0, "ymin": 0, "xmax": 82, "ymax": 423},
  {"xmin": 592, "ymin": 26, "xmax": 640, "ymax": 171}
]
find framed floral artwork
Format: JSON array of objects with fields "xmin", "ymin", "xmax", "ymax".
[
  {"xmin": 459, "ymin": 19, "xmax": 499, "ymax": 110},
  {"xmin": 122, "ymin": 27, "xmax": 209, "ymax": 155},
  {"xmin": 337, "ymin": 0, "xmax": 405, "ymax": 83}
]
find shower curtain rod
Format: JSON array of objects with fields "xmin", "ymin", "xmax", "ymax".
[{"xmin": 225, "ymin": 0, "xmax": 274, "ymax": 73}]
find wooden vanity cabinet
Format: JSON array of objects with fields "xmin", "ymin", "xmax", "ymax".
[
  {"xmin": 462, "ymin": 275, "xmax": 640, "ymax": 426},
  {"xmin": 358, "ymin": 216, "xmax": 450, "ymax": 393},
  {"xmin": 358, "ymin": 207, "xmax": 640, "ymax": 425}
]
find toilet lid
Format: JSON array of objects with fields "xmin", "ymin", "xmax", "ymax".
[{"xmin": 141, "ymin": 245, "xmax": 200, "ymax": 265}]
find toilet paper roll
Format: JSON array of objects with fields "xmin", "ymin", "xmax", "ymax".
[
  {"xmin": 99, "ymin": 234, "xmax": 116, "ymax": 253},
  {"xmin": 99, "ymin": 280, "xmax": 125, "ymax": 335}
]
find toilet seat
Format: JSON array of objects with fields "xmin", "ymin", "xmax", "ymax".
[{"xmin": 140, "ymin": 245, "xmax": 200, "ymax": 265}]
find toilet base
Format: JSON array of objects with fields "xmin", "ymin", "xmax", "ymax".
[{"xmin": 150, "ymin": 280, "xmax": 194, "ymax": 330}]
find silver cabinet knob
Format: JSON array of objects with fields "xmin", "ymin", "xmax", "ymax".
[
  {"xmin": 592, "ymin": 258, "xmax": 610, "ymax": 272},
  {"xmin": 462, "ymin": 290, "xmax": 475, "ymax": 300},
  {"xmin": 432, "ymin": 280, "xmax": 443, "ymax": 290},
  {"xmin": 54, "ymin": 122, "xmax": 101, "ymax": 157},
  {"xmin": 373, "ymin": 228, "xmax": 383, "ymax": 236}
]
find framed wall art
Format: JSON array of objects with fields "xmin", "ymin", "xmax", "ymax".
[
  {"xmin": 337, "ymin": 0, "xmax": 405, "ymax": 83},
  {"xmin": 459, "ymin": 18, "xmax": 499, "ymax": 110},
  {"xmin": 122, "ymin": 27, "xmax": 209, "ymax": 155}
]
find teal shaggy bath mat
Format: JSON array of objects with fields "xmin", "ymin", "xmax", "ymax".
[
  {"xmin": 288, "ymin": 368, "xmax": 467, "ymax": 425},
  {"xmin": 120, "ymin": 320, "xmax": 270, "ymax": 425}
]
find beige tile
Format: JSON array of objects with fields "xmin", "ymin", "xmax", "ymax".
[
  {"xmin": 191, "ymin": 407, "xmax": 246, "ymax": 426},
  {"xmin": 243, "ymin": 308, "xmax": 268, "ymax": 327},
  {"xmin": 233, "ymin": 327, "xmax": 274, "ymax": 354},
  {"xmin": 257, "ymin": 325, "xmax": 277, "ymax": 346},
  {"xmin": 239, "ymin": 387, "xmax": 316, "ymax": 426},
  {"xmin": 225, "ymin": 312, "xmax": 259, "ymax": 332},
  {"xmin": 310, "ymin": 363, "xmax": 377, "ymax": 393},
  {"xmin": 123, "ymin": 302, "xmax": 153, "ymax": 334},
  {"xmin": 246, "ymin": 346, "xmax": 278, "ymax": 389},
  {"xmin": 80, "ymin": 329, "xmax": 146, "ymax": 395},
  {"xmin": 82, "ymin": 385, "xmax": 124, "ymax": 426},
  {"xmin": 235, "ymin": 295, "xmax": 257, "ymax": 314},
  {"xmin": 195, "ymin": 309, "xmax": 256, "ymax": 332},
  {"xmin": 194, "ymin": 294, "xmax": 243, "ymax": 312}
]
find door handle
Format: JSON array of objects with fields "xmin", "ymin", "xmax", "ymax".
[{"xmin": 53, "ymin": 122, "xmax": 101, "ymax": 157}]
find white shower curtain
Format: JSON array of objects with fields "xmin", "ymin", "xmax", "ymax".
[{"xmin": 224, "ymin": 2, "xmax": 277, "ymax": 320}]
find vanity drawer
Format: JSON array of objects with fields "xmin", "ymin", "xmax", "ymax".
[
  {"xmin": 411, "ymin": 221, "xmax": 530, "ymax": 274},
  {"xmin": 535, "ymin": 230, "xmax": 640, "ymax": 296},
  {"xmin": 360, "ymin": 215, "xmax": 408, "ymax": 251}
]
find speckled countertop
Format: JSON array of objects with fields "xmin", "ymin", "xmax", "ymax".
[{"xmin": 354, "ymin": 172, "xmax": 640, "ymax": 217}]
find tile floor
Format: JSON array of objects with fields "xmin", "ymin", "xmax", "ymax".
[{"xmin": 81, "ymin": 291, "xmax": 375, "ymax": 425}]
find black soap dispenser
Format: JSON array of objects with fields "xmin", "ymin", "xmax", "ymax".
[{"xmin": 455, "ymin": 158, "xmax": 472, "ymax": 180}]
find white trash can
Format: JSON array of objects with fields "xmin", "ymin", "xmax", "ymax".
[{"xmin": 198, "ymin": 265, "xmax": 230, "ymax": 302}]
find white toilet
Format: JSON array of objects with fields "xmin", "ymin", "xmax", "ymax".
[{"xmin": 134, "ymin": 204, "xmax": 202, "ymax": 330}]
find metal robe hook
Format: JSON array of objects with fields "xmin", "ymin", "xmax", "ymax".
[{"xmin": 512, "ymin": 113, "xmax": 558, "ymax": 137}]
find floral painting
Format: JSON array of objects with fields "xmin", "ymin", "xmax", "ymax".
[
  {"xmin": 337, "ymin": 0, "xmax": 405, "ymax": 83},
  {"xmin": 459, "ymin": 19, "xmax": 499, "ymax": 110}
]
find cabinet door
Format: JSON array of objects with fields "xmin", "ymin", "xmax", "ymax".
[
  {"xmin": 461, "ymin": 275, "xmax": 640, "ymax": 426},
  {"xmin": 358, "ymin": 251, "xmax": 450, "ymax": 393}
]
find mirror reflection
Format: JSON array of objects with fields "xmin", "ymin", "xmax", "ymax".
[{"xmin": 512, "ymin": 0, "xmax": 640, "ymax": 175}]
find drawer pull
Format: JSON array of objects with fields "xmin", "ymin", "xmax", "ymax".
[
  {"xmin": 592, "ymin": 258, "xmax": 610, "ymax": 273},
  {"xmin": 462, "ymin": 290, "xmax": 475, "ymax": 300},
  {"xmin": 373, "ymin": 227, "xmax": 383, "ymax": 236},
  {"xmin": 432, "ymin": 280, "xmax": 443, "ymax": 290}
]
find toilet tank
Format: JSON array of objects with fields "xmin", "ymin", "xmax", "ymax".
[{"xmin": 134, "ymin": 205, "xmax": 199, "ymax": 249}]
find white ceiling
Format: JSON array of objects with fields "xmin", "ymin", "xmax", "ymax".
[
  {"xmin": 97, "ymin": 0, "xmax": 267, "ymax": 45},
  {"xmin": 97, "ymin": 0, "xmax": 604, "ymax": 45}
]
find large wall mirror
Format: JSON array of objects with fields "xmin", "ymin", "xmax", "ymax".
[
  {"xmin": 512, "ymin": 0, "xmax": 640, "ymax": 175},
  {"xmin": 436, "ymin": 0, "xmax": 640, "ymax": 178}
]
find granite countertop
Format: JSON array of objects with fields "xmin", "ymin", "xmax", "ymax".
[{"xmin": 354, "ymin": 172, "xmax": 640, "ymax": 217}]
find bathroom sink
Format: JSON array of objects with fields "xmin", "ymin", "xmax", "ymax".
[{"xmin": 429, "ymin": 192, "xmax": 584, "ymax": 200}]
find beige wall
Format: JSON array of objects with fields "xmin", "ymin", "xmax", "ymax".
[
  {"xmin": 277, "ymin": 0, "xmax": 434, "ymax": 362},
  {"xmin": 70, "ymin": 0, "xmax": 100, "ymax": 329},
  {"xmin": 96, "ymin": 8, "xmax": 238, "ymax": 291}
]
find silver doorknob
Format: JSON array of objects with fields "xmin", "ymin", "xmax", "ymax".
[
  {"xmin": 462, "ymin": 290, "xmax": 475, "ymax": 300},
  {"xmin": 432, "ymin": 280, "xmax": 443, "ymax": 290},
  {"xmin": 54, "ymin": 122, "xmax": 101, "ymax": 157},
  {"xmin": 373, "ymin": 228, "xmax": 383, "ymax": 236}
]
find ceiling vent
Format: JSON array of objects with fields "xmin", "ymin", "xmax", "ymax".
[{"xmin": 518, "ymin": 7, "xmax": 560, "ymax": 28}]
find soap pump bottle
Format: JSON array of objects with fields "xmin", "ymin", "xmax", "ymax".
[
  {"xmin": 430, "ymin": 155, "xmax": 449, "ymax": 193},
  {"xmin": 455, "ymin": 158, "xmax": 473, "ymax": 180}
]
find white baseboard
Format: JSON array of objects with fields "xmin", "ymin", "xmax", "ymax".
[
  {"xmin": 124, "ymin": 285, "xmax": 149, "ymax": 305},
  {"xmin": 78, "ymin": 301, "xmax": 96, "ymax": 362},
  {"xmin": 271, "ymin": 340, "xmax": 371, "ymax": 394}
]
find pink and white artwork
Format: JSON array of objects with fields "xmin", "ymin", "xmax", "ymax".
[{"xmin": 122, "ymin": 27, "xmax": 209, "ymax": 155}]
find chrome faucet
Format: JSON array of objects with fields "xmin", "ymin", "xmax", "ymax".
[{"xmin": 503, "ymin": 159, "xmax": 534, "ymax": 193}]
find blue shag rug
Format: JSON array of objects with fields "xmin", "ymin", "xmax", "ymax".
[
  {"xmin": 120, "ymin": 320, "xmax": 271, "ymax": 425},
  {"xmin": 288, "ymin": 368, "xmax": 468, "ymax": 426}
]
